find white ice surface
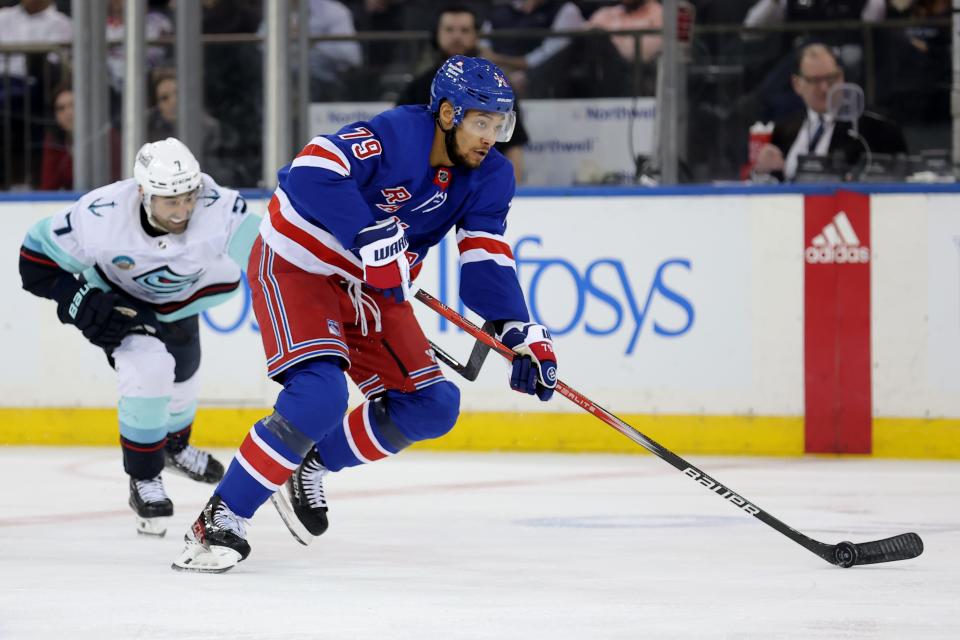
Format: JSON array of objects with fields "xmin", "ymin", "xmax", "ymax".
[{"xmin": 0, "ymin": 448, "xmax": 957, "ymax": 640}]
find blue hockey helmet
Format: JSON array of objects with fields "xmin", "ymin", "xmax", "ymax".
[{"xmin": 429, "ymin": 55, "xmax": 516, "ymax": 142}]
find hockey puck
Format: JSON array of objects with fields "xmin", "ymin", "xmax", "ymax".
[{"xmin": 834, "ymin": 541, "xmax": 859, "ymax": 568}]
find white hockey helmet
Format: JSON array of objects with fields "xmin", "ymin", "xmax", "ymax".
[{"xmin": 134, "ymin": 137, "xmax": 202, "ymax": 216}]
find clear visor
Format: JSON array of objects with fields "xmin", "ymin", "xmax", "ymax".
[{"xmin": 460, "ymin": 109, "xmax": 516, "ymax": 143}]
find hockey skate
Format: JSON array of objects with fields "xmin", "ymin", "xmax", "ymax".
[
  {"xmin": 171, "ymin": 495, "xmax": 250, "ymax": 573},
  {"xmin": 164, "ymin": 444, "xmax": 225, "ymax": 484},
  {"xmin": 271, "ymin": 447, "xmax": 329, "ymax": 546},
  {"xmin": 129, "ymin": 475, "xmax": 173, "ymax": 537}
]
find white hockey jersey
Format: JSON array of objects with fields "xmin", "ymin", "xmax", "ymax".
[{"xmin": 24, "ymin": 175, "xmax": 260, "ymax": 322}]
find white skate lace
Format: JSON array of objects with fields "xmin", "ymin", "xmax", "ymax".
[
  {"xmin": 213, "ymin": 503, "xmax": 249, "ymax": 538},
  {"xmin": 173, "ymin": 445, "xmax": 210, "ymax": 476},
  {"xmin": 134, "ymin": 476, "xmax": 168, "ymax": 504},
  {"xmin": 300, "ymin": 457, "xmax": 328, "ymax": 509},
  {"xmin": 347, "ymin": 281, "xmax": 382, "ymax": 336}
]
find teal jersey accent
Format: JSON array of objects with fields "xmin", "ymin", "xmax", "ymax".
[
  {"xmin": 81, "ymin": 266, "xmax": 112, "ymax": 292},
  {"xmin": 227, "ymin": 213, "xmax": 261, "ymax": 270},
  {"xmin": 26, "ymin": 218, "xmax": 90, "ymax": 273}
]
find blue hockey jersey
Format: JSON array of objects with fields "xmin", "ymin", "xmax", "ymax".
[{"xmin": 259, "ymin": 105, "xmax": 529, "ymax": 323}]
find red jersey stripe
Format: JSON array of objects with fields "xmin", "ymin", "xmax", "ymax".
[
  {"xmin": 268, "ymin": 196, "xmax": 363, "ymax": 279},
  {"xmin": 457, "ymin": 236, "xmax": 514, "ymax": 258},
  {"xmin": 296, "ymin": 143, "xmax": 350, "ymax": 174},
  {"xmin": 19, "ymin": 249, "xmax": 59, "ymax": 268}
]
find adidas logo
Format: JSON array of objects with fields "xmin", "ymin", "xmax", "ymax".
[{"xmin": 805, "ymin": 211, "xmax": 870, "ymax": 264}]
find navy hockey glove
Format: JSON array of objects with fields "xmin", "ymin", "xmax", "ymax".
[
  {"xmin": 499, "ymin": 321, "xmax": 558, "ymax": 401},
  {"xmin": 353, "ymin": 217, "xmax": 411, "ymax": 302},
  {"xmin": 54, "ymin": 280, "xmax": 157, "ymax": 349}
]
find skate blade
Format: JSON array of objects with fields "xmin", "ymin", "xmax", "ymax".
[
  {"xmin": 135, "ymin": 515, "xmax": 170, "ymax": 537},
  {"xmin": 270, "ymin": 490, "xmax": 313, "ymax": 547},
  {"xmin": 171, "ymin": 540, "xmax": 242, "ymax": 574}
]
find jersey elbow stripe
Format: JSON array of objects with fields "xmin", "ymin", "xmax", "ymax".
[
  {"xmin": 294, "ymin": 138, "xmax": 350, "ymax": 176},
  {"xmin": 290, "ymin": 154, "xmax": 351, "ymax": 176},
  {"xmin": 19, "ymin": 247, "xmax": 59, "ymax": 268},
  {"xmin": 458, "ymin": 250, "xmax": 517, "ymax": 269},
  {"xmin": 457, "ymin": 236, "xmax": 514, "ymax": 258}
]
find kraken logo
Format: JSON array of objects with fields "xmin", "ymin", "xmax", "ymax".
[{"xmin": 134, "ymin": 265, "xmax": 203, "ymax": 296}]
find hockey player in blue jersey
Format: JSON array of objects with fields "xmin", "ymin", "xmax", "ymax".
[
  {"xmin": 18, "ymin": 138, "xmax": 261, "ymax": 537},
  {"xmin": 172, "ymin": 56, "xmax": 559, "ymax": 573}
]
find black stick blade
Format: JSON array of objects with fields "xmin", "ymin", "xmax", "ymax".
[{"xmin": 833, "ymin": 533, "xmax": 924, "ymax": 567}]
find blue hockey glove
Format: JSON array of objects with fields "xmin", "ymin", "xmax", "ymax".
[
  {"xmin": 499, "ymin": 321, "xmax": 557, "ymax": 401},
  {"xmin": 353, "ymin": 217, "xmax": 411, "ymax": 302}
]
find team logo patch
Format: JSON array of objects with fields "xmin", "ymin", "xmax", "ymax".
[
  {"xmin": 433, "ymin": 168, "xmax": 452, "ymax": 190},
  {"xmin": 87, "ymin": 197, "xmax": 116, "ymax": 217},
  {"xmin": 327, "ymin": 319, "xmax": 342, "ymax": 337},
  {"xmin": 112, "ymin": 255, "xmax": 136, "ymax": 270},
  {"xmin": 133, "ymin": 265, "xmax": 203, "ymax": 296}
]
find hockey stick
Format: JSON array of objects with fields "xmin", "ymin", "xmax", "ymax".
[
  {"xmin": 415, "ymin": 289, "xmax": 923, "ymax": 567},
  {"xmin": 428, "ymin": 322, "xmax": 495, "ymax": 382}
]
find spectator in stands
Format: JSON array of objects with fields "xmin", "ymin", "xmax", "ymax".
[
  {"xmin": 744, "ymin": 0, "xmax": 885, "ymax": 26},
  {"xmin": 259, "ymin": 0, "xmax": 362, "ymax": 101},
  {"xmin": 876, "ymin": 0, "xmax": 950, "ymax": 128},
  {"xmin": 395, "ymin": 3, "xmax": 530, "ymax": 183},
  {"xmin": 38, "ymin": 84, "xmax": 75, "ymax": 191},
  {"xmin": 202, "ymin": 0, "xmax": 262, "ymax": 186},
  {"xmin": 105, "ymin": 0, "xmax": 174, "ymax": 96},
  {"xmin": 752, "ymin": 43, "xmax": 907, "ymax": 181},
  {"xmin": 202, "ymin": 0, "xmax": 262, "ymax": 33},
  {"xmin": 745, "ymin": 0, "xmax": 885, "ymax": 98},
  {"xmin": 353, "ymin": 0, "xmax": 406, "ymax": 66},
  {"xmin": 479, "ymin": 0, "xmax": 584, "ymax": 95},
  {"xmin": 0, "ymin": 0, "xmax": 72, "ymax": 81},
  {"xmin": 585, "ymin": 0, "xmax": 663, "ymax": 64},
  {"xmin": 39, "ymin": 84, "xmax": 121, "ymax": 190},
  {"xmin": 0, "ymin": 0, "xmax": 72, "ymax": 188},
  {"xmin": 147, "ymin": 70, "xmax": 233, "ymax": 184}
]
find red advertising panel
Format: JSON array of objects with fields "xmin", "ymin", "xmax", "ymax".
[{"xmin": 804, "ymin": 191, "xmax": 872, "ymax": 453}]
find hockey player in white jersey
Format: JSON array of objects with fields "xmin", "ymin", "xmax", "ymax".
[{"xmin": 18, "ymin": 138, "xmax": 261, "ymax": 536}]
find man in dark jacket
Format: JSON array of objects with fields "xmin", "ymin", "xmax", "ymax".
[
  {"xmin": 753, "ymin": 43, "xmax": 906, "ymax": 181},
  {"xmin": 396, "ymin": 4, "xmax": 529, "ymax": 183}
]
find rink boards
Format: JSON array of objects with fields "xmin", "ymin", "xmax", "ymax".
[{"xmin": 1, "ymin": 186, "xmax": 958, "ymax": 457}]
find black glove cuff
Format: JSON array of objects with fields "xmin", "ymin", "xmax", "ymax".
[{"xmin": 51, "ymin": 277, "xmax": 90, "ymax": 326}]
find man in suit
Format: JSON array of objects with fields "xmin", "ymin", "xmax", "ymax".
[{"xmin": 753, "ymin": 43, "xmax": 907, "ymax": 181}]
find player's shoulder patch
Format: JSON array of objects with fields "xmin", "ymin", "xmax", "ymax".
[
  {"xmin": 77, "ymin": 179, "xmax": 136, "ymax": 218},
  {"xmin": 232, "ymin": 193, "xmax": 248, "ymax": 214}
]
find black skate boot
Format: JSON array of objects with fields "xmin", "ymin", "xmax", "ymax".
[
  {"xmin": 171, "ymin": 495, "xmax": 251, "ymax": 573},
  {"xmin": 164, "ymin": 443, "xmax": 225, "ymax": 484},
  {"xmin": 129, "ymin": 475, "xmax": 174, "ymax": 537},
  {"xmin": 271, "ymin": 447, "xmax": 329, "ymax": 546}
]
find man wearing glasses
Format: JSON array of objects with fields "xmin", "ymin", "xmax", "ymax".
[{"xmin": 753, "ymin": 43, "xmax": 907, "ymax": 181}]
